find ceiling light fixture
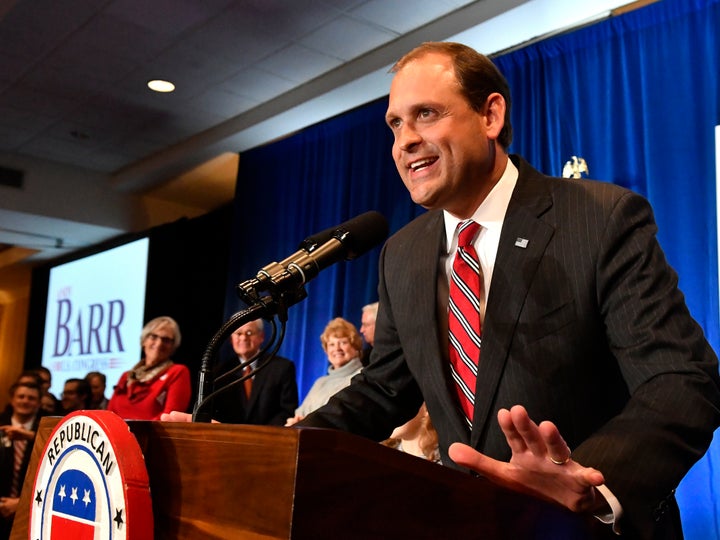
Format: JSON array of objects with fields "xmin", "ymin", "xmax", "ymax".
[
  {"xmin": 147, "ymin": 79, "xmax": 175, "ymax": 93},
  {"xmin": 0, "ymin": 226, "xmax": 66, "ymax": 249}
]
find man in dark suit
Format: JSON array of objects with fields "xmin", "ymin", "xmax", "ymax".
[
  {"xmin": 212, "ymin": 319, "xmax": 298, "ymax": 426},
  {"xmin": 0, "ymin": 381, "xmax": 42, "ymax": 539},
  {"xmin": 298, "ymin": 42, "xmax": 720, "ymax": 538},
  {"xmin": 60, "ymin": 377, "xmax": 91, "ymax": 414}
]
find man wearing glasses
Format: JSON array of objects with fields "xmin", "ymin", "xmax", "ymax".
[
  {"xmin": 212, "ymin": 319, "xmax": 298, "ymax": 426},
  {"xmin": 60, "ymin": 378, "xmax": 90, "ymax": 414}
]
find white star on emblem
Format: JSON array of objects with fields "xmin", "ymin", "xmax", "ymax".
[
  {"xmin": 83, "ymin": 489, "xmax": 92, "ymax": 507},
  {"xmin": 70, "ymin": 487, "xmax": 78, "ymax": 504},
  {"xmin": 58, "ymin": 485, "xmax": 66, "ymax": 501}
]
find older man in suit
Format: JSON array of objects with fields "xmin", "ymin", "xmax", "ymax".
[
  {"xmin": 212, "ymin": 319, "xmax": 298, "ymax": 426},
  {"xmin": 298, "ymin": 42, "xmax": 720, "ymax": 539}
]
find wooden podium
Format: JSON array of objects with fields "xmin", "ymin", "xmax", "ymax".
[{"xmin": 12, "ymin": 417, "xmax": 613, "ymax": 539}]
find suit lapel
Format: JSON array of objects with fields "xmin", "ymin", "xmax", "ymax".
[{"xmin": 470, "ymin": 157, "xmax": 555, "ymax": 446}]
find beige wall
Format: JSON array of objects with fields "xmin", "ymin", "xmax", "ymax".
[
  {"xmin": 0, "ymin": 152, "xmax": 237, "ymax": 409},
  {"xmin": 0, "ymin": 263, "xmax": 31, "ymax": 411}
]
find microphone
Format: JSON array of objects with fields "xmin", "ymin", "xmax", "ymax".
[
  {"xmin": 297, "ymin": 223, "xmax": 338, "ymax": 252},
  {"xmin": 195, "ymin": 211, "xmax": 388, "ymax": 422},
  {"xmin": 237, "ymin": 211, "xmax": 388, "ymax": 303}
]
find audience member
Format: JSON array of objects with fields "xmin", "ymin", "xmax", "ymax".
[
  {"xmin": 212, "ymin": 319, "xmax": 298, "ymax": 426},
  {"xmin": 108, "ymin": 316, "xmax": 191, "ymax": 420},
  {"xmin": 285, "ymin": 317, "xmax": 363, "ymax": 426},
  {"xmin": 0, "ymin": 381, "xmax": 42, "ymax": 539},
  {"xmin": 1, "ymin": 371, "xmax": 41, "ymax": 417},
  {"xmin": 60, "ymin": 378, "xmax": 91, "ymax": 414},
  {"xmin": 39, "ymin": 394, "xmax": 59, "ymax": 415},
  {"xmin": 85, "ymin": 371, "xmax": 109, "ymax": 410},
  {"xmin": 33, "ymin": 367, "xmax": 53, "ymax": 394},
  {"xmin": 382, "ymin": 403, "xmax": 441, "ymax": 463},
  {"xmin": 359, "ymin": 302, "xmax": 378, "ymax": 366},
  {"xmin": 34, "ymin": 367, "xmax": 61, "ymax": 415},
  {"xmin": 297, "ymin": 41, "xmax": 720, "ymax": 537}
]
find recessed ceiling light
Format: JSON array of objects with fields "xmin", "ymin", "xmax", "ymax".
[{"xmin": 147, "ymin": 79, "xmax": 175, "ymax": 93}]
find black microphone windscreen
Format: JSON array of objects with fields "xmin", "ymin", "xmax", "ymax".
[
  {"xmin": 299, "ymin": 225, "xmax": 337, "ymax": 252},
  {"xmin": 334, "ymin": 210, "xmax": 389, "ymax": 259}
]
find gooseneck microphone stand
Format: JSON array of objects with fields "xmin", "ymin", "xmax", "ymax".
[{"xmin": 191, "ymin": 211, "xmax": 390, "ymax": 422}]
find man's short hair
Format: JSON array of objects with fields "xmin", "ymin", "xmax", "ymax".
[
  {"xmin": 362, "ymin": 302, "xmax": 379, "ymax": 320},
  {"xmin": 391, "ymin": 41, "xmax": 513, "ymax": 148},
  {"xmin": 65, "ymin": 378, "xmax": 90, "ymax": 396},
  {"xmin": 9, "ymin": 381, "xmax": 41, "ymax": 399},
  {"xmin": 85, "ymin": 371, "xmax": 107, "ymax": 385}
]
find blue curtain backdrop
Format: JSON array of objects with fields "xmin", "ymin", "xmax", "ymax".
[
  {"xmin": 225, "ymin": 98, "xmax": 424, "ymax": 398},
  {"xmin": 492, "ymin": 3, "xmax": 720, "ymax": 537},
  {"xmin": 226, "ymin": 0, "xmax": 720, "ymax": 536}
]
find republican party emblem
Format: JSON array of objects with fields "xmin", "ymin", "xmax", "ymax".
[{"xmin": 29, "ymin": 410, "xmax": 153, "ymax": 539}]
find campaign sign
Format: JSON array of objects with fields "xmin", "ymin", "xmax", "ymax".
[
  {"xmin": 41, "ymin": 237, "xmax": 149, "ymax": 400},
  {"xmin": 30, "ymin": 411, "xmax": 153, "ymax": 539}
]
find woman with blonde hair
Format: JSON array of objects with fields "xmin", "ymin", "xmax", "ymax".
[{"xmin": 285, "ymin": 317, "xmax": 363, "ymax": 426}]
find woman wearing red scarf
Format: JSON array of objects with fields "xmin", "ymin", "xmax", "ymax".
[{"xmin": 108, "ymin": 316, "xmax": 191, "ymax": 420}]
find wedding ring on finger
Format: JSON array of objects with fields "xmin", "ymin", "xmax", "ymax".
[{"xmin": 549, "ymin": 455, "xmax": 570, "ymax": 465}]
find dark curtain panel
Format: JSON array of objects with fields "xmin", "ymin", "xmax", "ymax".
[
  {"xmin": 145, "ymin": 205, "xmax": 232, "ymax": 405},
  {"xmin": 226, "ymin": 0, "xmax": 719, "ymax": 535}
]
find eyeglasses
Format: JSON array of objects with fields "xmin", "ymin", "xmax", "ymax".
[
  {"xmin": 148, "ymin": 333, "xmax": 174, "ymax": 345},
  {"xmin": 235, "ymin": 330, "xmax": 259, "ymax": 337}
]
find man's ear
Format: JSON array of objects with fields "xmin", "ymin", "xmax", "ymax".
[{"xmin": 483, "ymin": 92, "xmax": 506, "ymax": 140}]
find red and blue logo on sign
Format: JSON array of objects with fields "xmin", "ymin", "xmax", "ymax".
[
  {"xmin": 51, "ymin": 469, "xmax": 97, "ymax": 538},
  {"xmin": 30, "ymin": 411, "xmax": 153, "ymax": 539}
]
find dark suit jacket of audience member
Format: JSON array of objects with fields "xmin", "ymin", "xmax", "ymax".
[
  {"xmin": 0, "ymin": 408, "xmax": 43, "ymax": 496},
  {"xmin": 212, "ymin": 355, "xmax": 298, "ymax": 426},
  {"xmin": 0, "ymin": 408, "xmax": 44, "ymax": 538}
]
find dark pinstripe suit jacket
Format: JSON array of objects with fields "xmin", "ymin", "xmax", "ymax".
[{"xmin": 301, "ymin": 155, "xmax": 720, "ymax": 538}]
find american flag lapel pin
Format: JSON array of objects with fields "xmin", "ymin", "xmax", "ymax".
[{"xmin": 514, "ymin": 237, "xmax": 529, "ymax": 248}]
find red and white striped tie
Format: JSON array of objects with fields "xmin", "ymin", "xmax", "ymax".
[
  {"xmin": 448, "ymin": 220, "xmax": 482, "ymax": 428},
  {"xmin": 10, "ymin": 439, "xmax": 27, "ymax": 497}
]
